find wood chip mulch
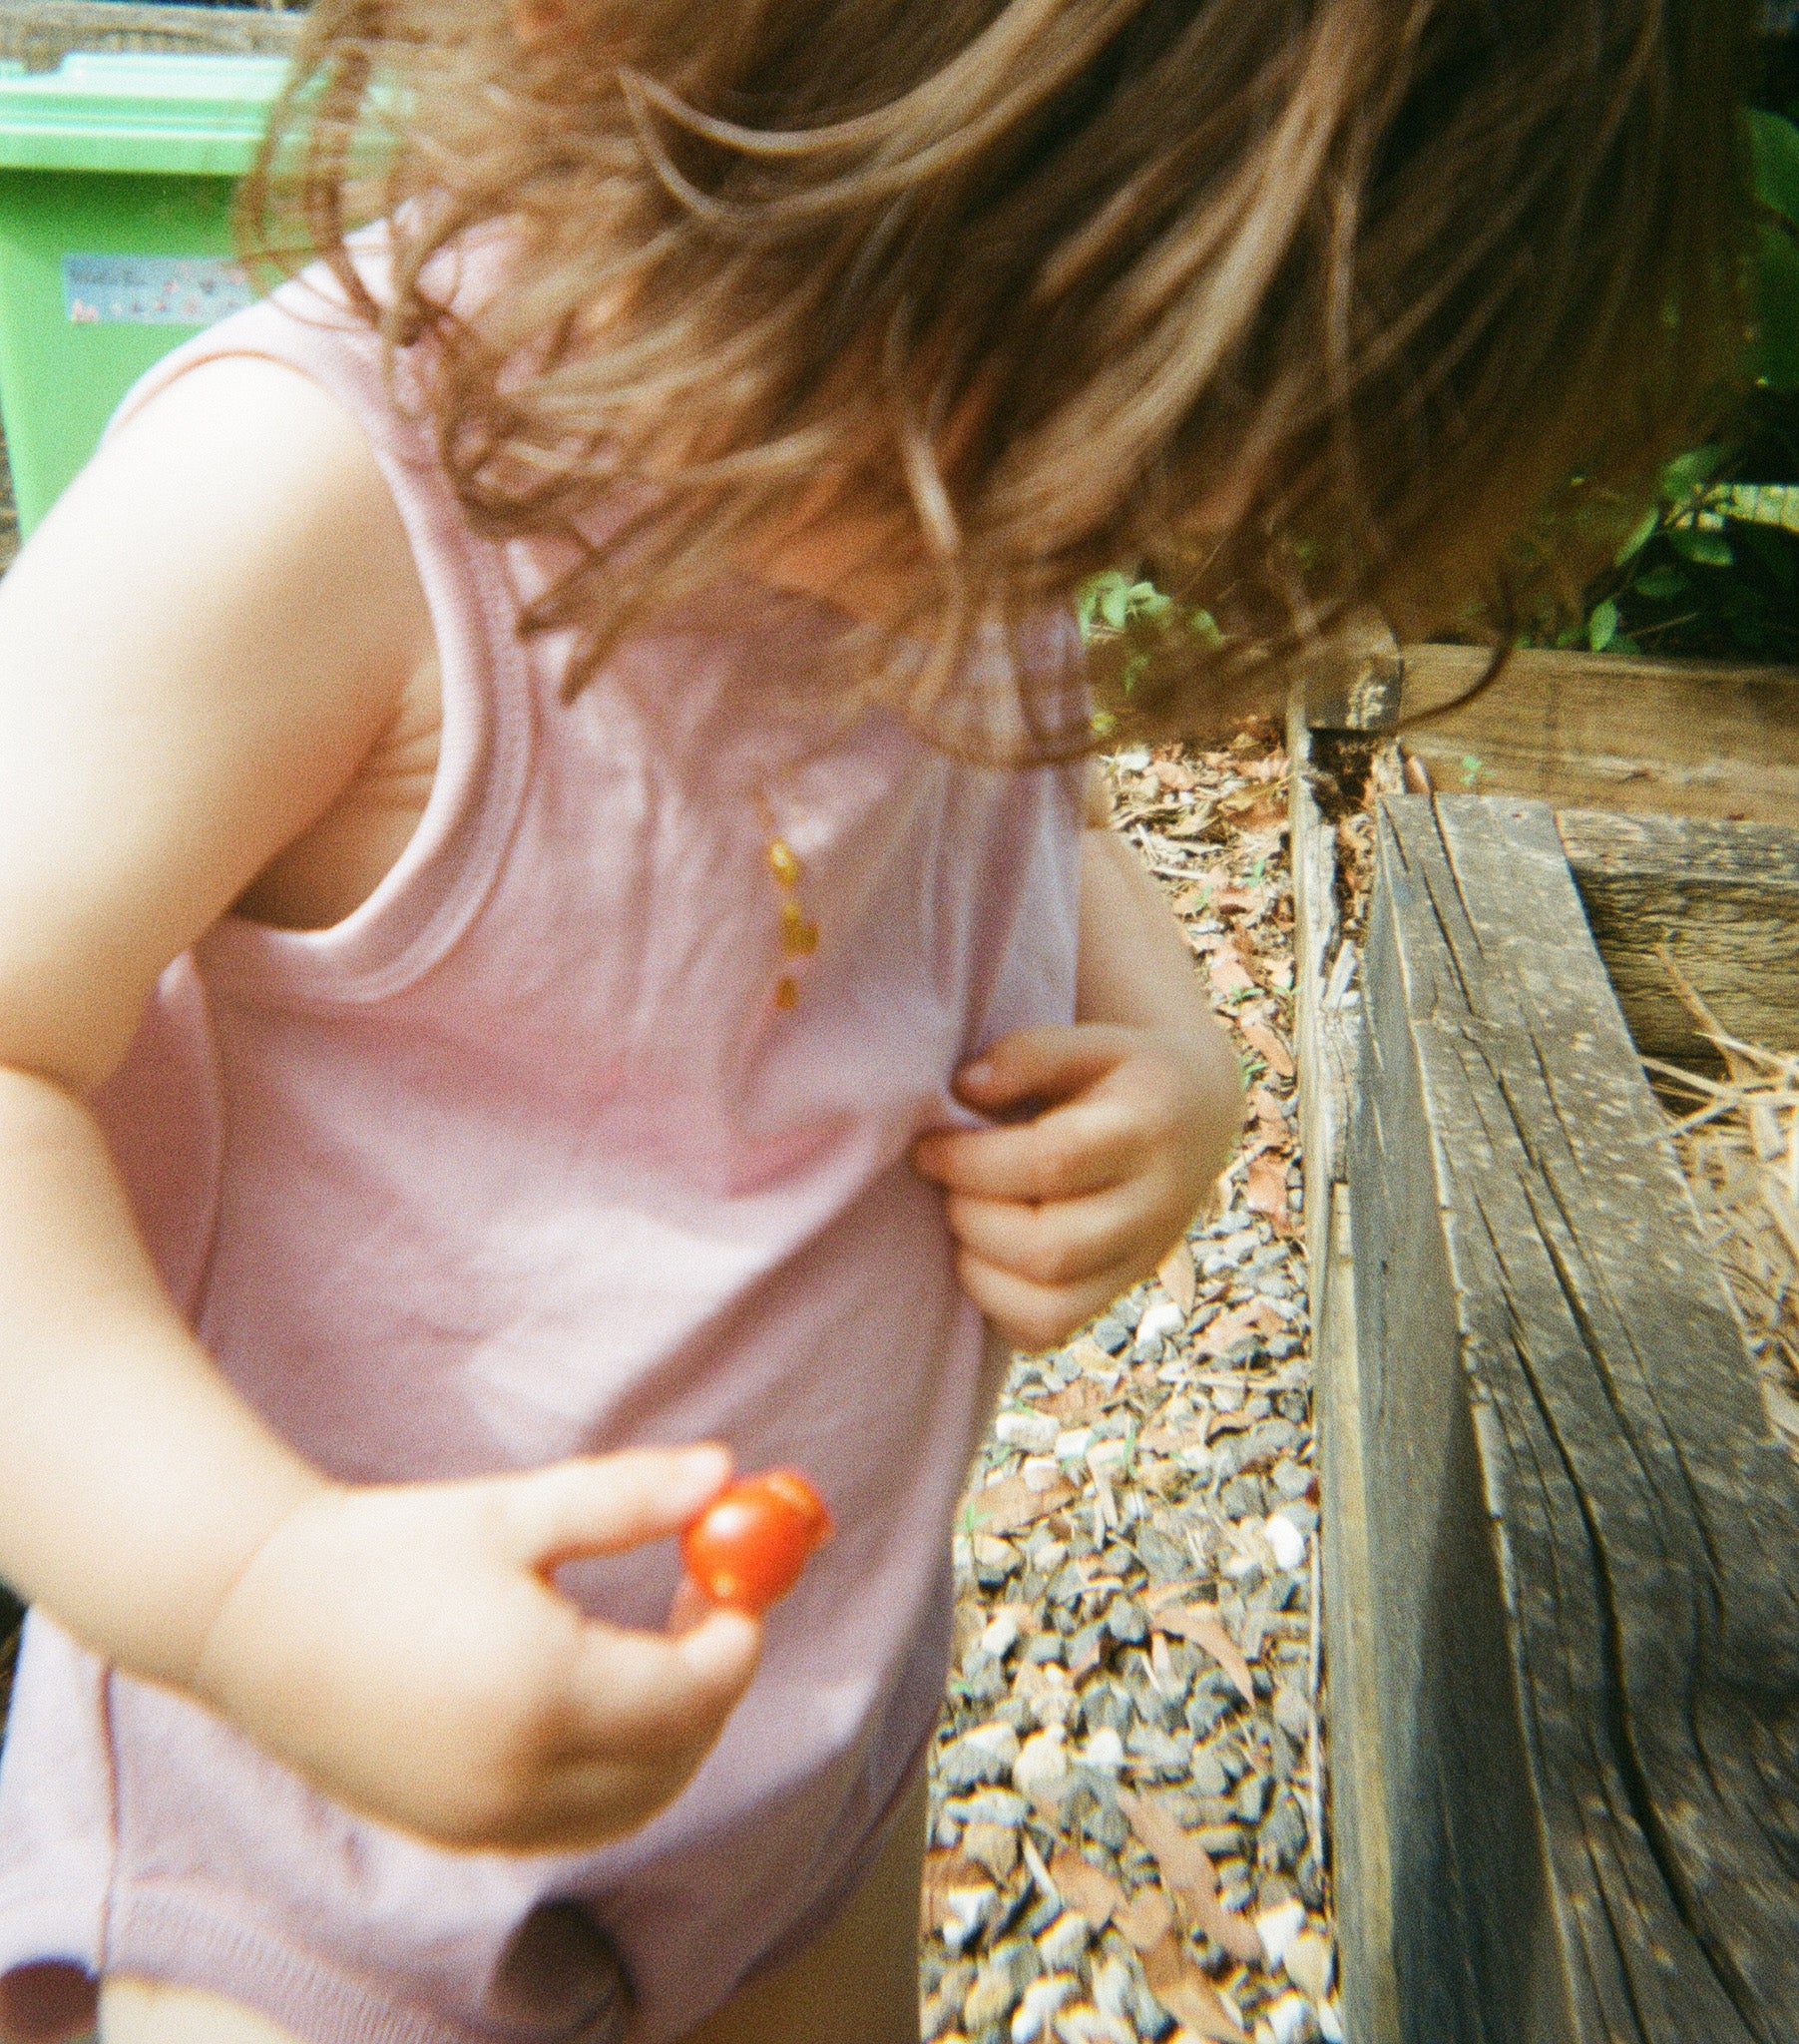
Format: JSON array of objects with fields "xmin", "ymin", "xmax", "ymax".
[{"xmin": 922, "ymin": 723, "xmax": 1340, "ymax": 2044}]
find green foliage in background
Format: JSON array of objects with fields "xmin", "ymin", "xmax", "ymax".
[
  {"xmin": 1080, "ymin": 64, "xmax": 1799, "ymax": 680},
  {"xmin": 1077, "ymin": 570, "xmax": 1223, "ymax": 734},
  {"xmin": 1561, "ymin": 104, "xmax": 1799, "ymax": 662}
]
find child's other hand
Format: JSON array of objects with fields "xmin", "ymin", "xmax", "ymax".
[
  {"xmin": 912, "ymin": 1023, "xmax": 1234, "ymax": 1352},
  {"xmin": 191, "ymin": 1444, "xmax": 760, "ymax": 1853}
]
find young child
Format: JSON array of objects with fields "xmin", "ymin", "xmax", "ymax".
[{"xmin": 0, "ymin": 0, "xmax": 1746, "ymax": 2040}]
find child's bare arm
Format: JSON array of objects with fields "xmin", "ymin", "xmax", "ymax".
[
  {"xmin": 0, "ymin": 356, "xmax": 431, "ymax": 1674},
  {"xmin": 912, "ymin": 766, "xmax": 1241, "ymax": 1349},
  {"xmin": 0, "ymin": 360, "xmax": 756, "ymax": 1847}
]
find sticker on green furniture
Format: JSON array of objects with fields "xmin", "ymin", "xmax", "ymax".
[{"xmin": 62, "ymin": 254, "xmax": 251, "ymax": 327}]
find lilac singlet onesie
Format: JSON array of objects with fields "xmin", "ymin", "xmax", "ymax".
[{"xmin": 0, "ymin": 258, "xmax": 1084, "ymax": 2044}]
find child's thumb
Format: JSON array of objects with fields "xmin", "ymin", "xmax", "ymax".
[{"xmin": 496, "ymin": 1445, "xmax": 732, "ymax": 1572}]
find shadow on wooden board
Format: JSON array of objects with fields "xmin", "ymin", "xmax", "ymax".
[{"xmin": 1345, "ymin": 792, "xmax": 1799, "ymax": 2044}]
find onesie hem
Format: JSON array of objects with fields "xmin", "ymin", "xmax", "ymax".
[
  {"xmin": 0, "ymin": 1884, "xmax": 103, "ymax": 1976},
  {"xmin": 105, "ymin": 1888, "xmax": 621, "ymax": 2044}
]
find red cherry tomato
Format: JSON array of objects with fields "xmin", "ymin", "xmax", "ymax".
[{"xmin": 680, "ymin": 1468, "xmax": 833, "ymax": 1614}]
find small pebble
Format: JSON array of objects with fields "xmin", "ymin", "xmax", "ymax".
[
  {"xmin": 1076, "ymin": 1726, "xmax": 1124, "ymax": 1773},
  {"xmin": 942, "ymin": 1885, "xmax": 998, "ymax": 1956},
  {"xmin": 1036, "ymin": 1911, "xmax": 1092, "ymax": 1972},
  {"xmin": 1103, "ymin": 1597, "xmax": 1148, "ymax": 1645},
  {"xmin": 1014, "ymin": 1729, "xmax": 1073, "ymax": 1811},
  {"xmin": 1136, "ymin": 1299, "xmax": 1184, "ymax": 1342},
  {"xmin": 1265, "ymin": 1990, "xmax": 1313, "ymax": 2044},
  {"xmin": 1272, "ymin": 1684, "xmax": 1310, "ymax": 1740},
  {"xmin": 981, "ymin": 1613, "xmax": 1022, "ymax": 1660},
  {"xmin": 1190, "ymin": 1749, "xmax": 1229, "ymax": 1795},
  {"xmin": 1270, "ymin": 1458, "xmax": 1312, "ymax": 1500},
  {"xmin": 964, "ymin": 1822, "xmax": 1020, "ymax": 1882},
  {"xmin": 1256, "ymin": 1897, "xmax": 1306, "ymax": 1967},
  {"xmin": 951, "ymin": 1788, "xmax": 1030, "ymax": 1827},
  {"xmin": 940, "ymin": 1745, "xmax": 1002, "ymax": 1796},
  {"xmin": 1261, "ymin": 1794, "xmax": 1308, "ymax": 1869},
  {"xmin": 1285, "ymin": 1928, "xmax": 1335, "ymax": 2000},
  {"xmin": 1264, "ymin": 1512, "xmax": 1307, "ymax": 1569},
  {"xmin": 1010, "ymin": 1973, "xmax": 1080, "ymax": 2042},
  {"xmin": 997, "ymin": 1410, "xmax": 1060, "ymax": 1453}
]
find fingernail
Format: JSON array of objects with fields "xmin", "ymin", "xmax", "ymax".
[{"xmin": 675, "ymin": 1444, "xmax": 731, "ymax": 1502}]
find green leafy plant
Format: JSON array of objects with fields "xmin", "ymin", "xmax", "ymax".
[{"xmin": 1077, "ymin": 569, "xmax": 1225, "ymax": 736}]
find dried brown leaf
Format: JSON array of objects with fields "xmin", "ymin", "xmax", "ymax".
[
  {"xmin": 1141, "ymin": 1930, "xmax": 1249, "ymax": 2042},
  {"xmin": 1195, "ymin": 1303, "xmax": 1258, "ymax": 1358},
  {"xmin": 1245, "ymin": 1152, "xmax": 1294, "ymax": 1234},
  {"xmin": 1049, "ymin": 1849, "xmax": 1127, "ymax": 1931},
  {"xmin": 921, "ymin": 1847, "xmax": 992, "ymax": 1933},
  {"xmin": 1118, "ymin": 1789, "xmax": 1263, "ymax": 1963},
  {"xmin": 1157, "ymin": 1239, "xmax": 1197, "ymax": 1314},
  {"xmin": 967, "ymin": 1473, "xmax": 1075, "ymax": 1534},
  {"xmin": 1238, "ymin": 1021, "xmax": 1295, "ymax": 1080},
  {"xmin": 1208, "ymin": 945, "xmax": 1260, "ymax": 999},
  {"xmin": 1118, "ymin": 1882, "xmax": 1176, "ymax": 1952},
  {"xmin": 1153, "ymin": 1604, "xmax": 1257, "ymax": 1703}
]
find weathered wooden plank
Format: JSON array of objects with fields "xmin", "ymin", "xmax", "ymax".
[
  {"xmin": 1287, "ymin": 698, "xmax": 1400, "ymax": 2044},
  {"xmin": 1285, "ymin": 705, "xmax": 1361, "ymax": 1276},
  {"xmin": 1314, "ymin": 1182, "xmax": 1400, "ymax": 2044},
  {"xmin": 1350, "ymin": 793, "xmax": 1799, "ymax": 2043},
  {"xmin": 1395, "ymin": 647, "xmax": 1799, "ymax": 826},
  {"xmin": 1557, "ymin": 809, "xmax": 1799, "ymax": 1066},
  {"xmin": 1301, "ymin": 619, "xmax": 1405, "ymax": 733}
]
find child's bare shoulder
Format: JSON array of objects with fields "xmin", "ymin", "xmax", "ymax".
[{"xmin": 0, "ymin": 353, "xmax": 434, "ymax": 1090}]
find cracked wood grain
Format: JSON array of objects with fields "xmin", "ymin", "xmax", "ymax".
[{"xmin": 1349, "ymin": 792, "xmax": 1799, "ymax": 2044}]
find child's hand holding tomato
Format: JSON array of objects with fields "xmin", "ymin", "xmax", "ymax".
[
  {"xmin": 191, "ymin": 1445, "xmax": 763, "ymax": 1854},
  {"xmin": 681, "ymin": 1468, "xmax": 833, "ymax": 1613}
]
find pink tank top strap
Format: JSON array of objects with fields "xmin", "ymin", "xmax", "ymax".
[{"xmin": 103, "ymin": 264, "xmax": 535, "ymax": 1005}]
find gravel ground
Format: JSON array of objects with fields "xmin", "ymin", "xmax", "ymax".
[{"xmin": 921, "ymin": 724, "xmax": 1337, "ymax": 2044}]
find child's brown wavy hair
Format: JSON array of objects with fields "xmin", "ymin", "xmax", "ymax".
[{"xmin": 244, "ymin": 0, "xmax": 1753, "ymax": 760}]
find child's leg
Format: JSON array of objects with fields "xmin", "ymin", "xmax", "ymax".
[
  {"xmin": 677, "ymin": 1765, "xmax": 926, "ymax": 2044},
  {"xmin": 98, "ymin": 1978, "xmax": 306, "ymax": 2044},
  {"xmin": 97, "ymin": 1771, "xmax": 924, "ymax": 2044}
]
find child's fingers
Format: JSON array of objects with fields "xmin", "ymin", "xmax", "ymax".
[
  {"xmin": 944, "ymin": 1184, "xmax": 1144, "ymax": 1289},
  {"xmin": 952, "ymin": 1025, "xmax": 1130, "ymax": 1114},
  {"xmin": 950, "ymin": 1250, "xmax": 1125, "ymax": 1356},
  {"xmin": 914, "ymin": 1098, "xmax": 1139, "ymax": 1202},
  {"xmin": 667, "ymin": 1573, "xmax": 712, "ymax": 1635},
  {"xmin": 557, "ymin": 1606, "xmax": 762, "ymax": 1761},
  {"xmin": 492, "ymin": 1445, "xmax": 733, "ymax": 1572}
]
